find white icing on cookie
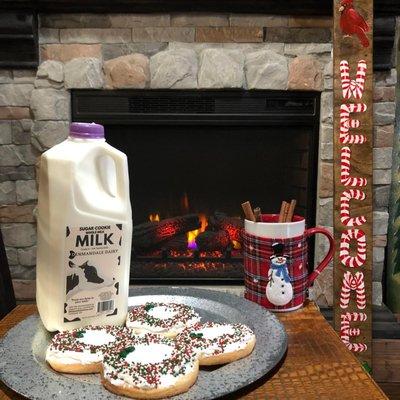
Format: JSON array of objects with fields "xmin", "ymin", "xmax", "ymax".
[
  {"xmin": 200, "ymin": 325, "xmax": 235, "ymax": 340},
  {"xmin": 126, "ymin": 302, "xmax": 200, "ymax": 336},
  {"xmin": 128, "ymin": 315, "xmax": 199, "ymax": 335},
  {"xmin": 104, "ymin": 363, "xmax": 197, "ymax": 390},
  {"xmin": 104, "ymin": 363, "xmax": 194, "ymax": 389},
  {"xmin": 46, "ymin": 348, "xmax": 103, "ymax": 365},
  {"xmin": 179, "ymin": 322, "xmax": 255, "ymax": 357},
  {"xmin": 147, "ymin": 306, "xmax": 178, "ymax": 320},
  {"xmin": 46, "ymin": 325, "xmax": 129, "ymax": 367},
  {"xmin": 76, "ymin": 330, "xmax": 116, "ymax": 346},
  {"xmin": 102, "ymin": 333, "xmax": 198, "ymax": 390},
  {"xmin": 125, "ymin": 343, "xmax": 174, "ymax": 364}
]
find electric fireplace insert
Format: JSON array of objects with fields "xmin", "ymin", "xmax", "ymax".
[{"xmin": 72, "ymin": 90, "xmax": 320, "ymax": 284}]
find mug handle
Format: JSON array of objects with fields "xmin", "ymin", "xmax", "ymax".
[{"xmin": 305, "ymin": 227, "xmax": 335, "ymax": 286}]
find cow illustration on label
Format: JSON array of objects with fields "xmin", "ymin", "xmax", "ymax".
[
  {"xmin": 266, "ymin": 242, "xmax": 293, "ymax": 306},
  {"xmin": 67, "ymin": 260, "xmax": 105, "ymax": 294}
]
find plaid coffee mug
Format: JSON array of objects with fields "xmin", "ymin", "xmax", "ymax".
[{"xmin": 243, "ymin": 214, "xmax": 334, "ymax": 312}]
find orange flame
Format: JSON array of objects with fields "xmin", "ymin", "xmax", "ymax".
[
  {"xmin": 149, "ymin": 213, "xmax": 160, "ymax": 222},
  {"xmin": 232, "ymin": 240, "xmax": 241, "ymax": 250},
  {"xmin": 187, "ymin": 214, "xmax": 208, "ymax": 250}
]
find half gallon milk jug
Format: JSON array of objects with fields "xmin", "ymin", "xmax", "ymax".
[{"xmin": 36, "ymin": 122, "xmax": 132, "ymax": 332}]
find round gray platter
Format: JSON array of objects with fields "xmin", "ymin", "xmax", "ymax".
[{"xmin": 0, "ymin": 287, "xmax": 287, "ymax": 400}]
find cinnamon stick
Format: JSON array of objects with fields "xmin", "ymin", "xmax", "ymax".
[
  {"xmin": 241, "ymin": 201, "xmax": 256, "ymax": 222},
  {"xmin": 278, "ymin": 201, "xmax": 288, "ymax": 222},
  {"xmin": 282, "ymin": 202, "xmax": 290, "ymax": 222},
  {"xmin": 286, "ymin": 199, "xmax": 297, "ymax": 222},
  {"xmin": 253, "ymin": 207, "xmax": 261, "ymax": 222}
]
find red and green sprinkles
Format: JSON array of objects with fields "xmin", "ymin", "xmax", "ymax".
[
  {"xmin": 179, "ymin": 322, "xmax": 254, "ymax": 356},
  {"xmin": 102, "ymin": 333, "xmax": 197, "ymax": 388},
  {"xmin": 127, "ymin": 302, "xmax": 200, "ymax": 329},
  {"xmin": 48, "ymin": 325, "xmax": 129, "ymax": 354}
]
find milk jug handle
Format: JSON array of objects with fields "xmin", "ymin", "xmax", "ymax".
[
  {"xmin": 98, "ymin": 148, "xmax": 128, "ymax": 200},
  {"xmin": 113, "ymin": 154, "xmax": 129, "ymax": 199}
]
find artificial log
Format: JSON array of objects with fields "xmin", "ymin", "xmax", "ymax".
[
  {"xmin": 195, "ymin": 230, "xmax": 230, "ymax": 251},
  {"xmin": 132, "ymin": 214, "xmax": 200, "ymax": 248},
  {"xmin": 208, "ymin": 212, "xmax": 243, "ymax": 242},
  {"xmin": 135, "ymin": 234, "xmax": 189, "ymax": 254},
  {"xmin": 160, "ymin": 234, "xmax": 188, "ymax": 251}
]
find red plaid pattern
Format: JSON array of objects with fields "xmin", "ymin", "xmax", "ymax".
[{"xmin": 243, "ymin": 230, "xmax": 309, "ymax": 311}]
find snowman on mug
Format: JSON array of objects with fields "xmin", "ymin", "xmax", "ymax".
[{"xmin": 266, "ymin": 242, "xmax": 293, "ymax": 307}]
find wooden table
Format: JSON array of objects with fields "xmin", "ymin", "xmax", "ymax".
[{"xmin": 0, "ymin": 302, "xmax": 388, "ymax": 400}]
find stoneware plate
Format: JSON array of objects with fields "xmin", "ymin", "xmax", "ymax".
[{"xmin": 0, "ymin": 287, "xmax": 287, "ymax": 400}]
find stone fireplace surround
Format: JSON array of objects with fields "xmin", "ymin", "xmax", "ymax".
[{"xmin": 0, "ymin": 13, "xmax": 395, "ymax": 305}]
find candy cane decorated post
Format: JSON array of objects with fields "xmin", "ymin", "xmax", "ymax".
[{"xmin": 333, "ymin": 0, "xmax": 373, "ymax": 366}]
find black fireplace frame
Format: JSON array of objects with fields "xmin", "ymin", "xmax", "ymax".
[
  {"xmin": 72, "ymin": 89, "xmax": 319, "ymax": 124},
  {"xmin": 72, "ymin": 89, "xmax": 321, "ymax": 285}
]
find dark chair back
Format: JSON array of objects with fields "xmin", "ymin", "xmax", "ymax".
[{"xmin": 0, "ymin": 229, "xmax": 16, "ymax": 319}]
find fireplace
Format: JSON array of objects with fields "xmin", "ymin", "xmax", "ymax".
[{"xmin": 72, "ymin": 89, "xmax": 320, "ymax": 284}]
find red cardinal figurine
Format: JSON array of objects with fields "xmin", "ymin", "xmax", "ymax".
[{"xmin": 339, "ymin": 0, "xmax": 370, "ymax": 48}]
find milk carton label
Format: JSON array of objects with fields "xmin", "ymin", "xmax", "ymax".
[{"xmin": 64, "ymin": 224, "xmax": 123, "ymax": 322}]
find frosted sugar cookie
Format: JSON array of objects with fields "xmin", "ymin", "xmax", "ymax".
[
  {"xmin": 126, "ymin": 302, "xmax": 200, "ymax": 338},
  {"xmin": 101, "ymin": 333, "xmax": 199, "ymax": 399},
  {"xmin": 46, "ymin": 325, "xmax": 129, "ymax": 374},
  {"xmin": 178, "ymin": 322, "xmax": 256, "ymax": 366}
]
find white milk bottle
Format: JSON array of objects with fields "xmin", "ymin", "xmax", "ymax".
[{"xmin": 36, "ymin": 122, "xmax": 132, "ymax": 332}]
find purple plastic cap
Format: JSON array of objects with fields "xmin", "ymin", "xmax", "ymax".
[{"xmin": 70, "ymin": 122, "xmax": 104, "ymax": 139}]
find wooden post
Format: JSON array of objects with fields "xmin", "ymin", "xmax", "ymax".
[{"xmin": 333, "ymin": 0, "xmax": 373, "ymax": 367}]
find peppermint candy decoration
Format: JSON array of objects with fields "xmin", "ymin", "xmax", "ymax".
[
  {"xmin": 341, "ymin": 147, "xmax": 368, "ymax": 187},
  {"xmin": 340, "ymin": 312, "xmax": 368, "ymax": 353},
  {"xmin": 340, "ymin": 59, "xmax": 367, "ymax": 99},
  {"xmin": 339, "ymin": 229, "xmax": 367, "ymax": 268},
  {"xmin": 340, "ymin": 189, "xmax": 367, "ymax": 227},
  {"xmin": 339, "ymin": 103, "xmax": 367, "ymax": 145},
  {"xmin": 340, "ymin": 271, "xmax": 366, "ymax": 310}
]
